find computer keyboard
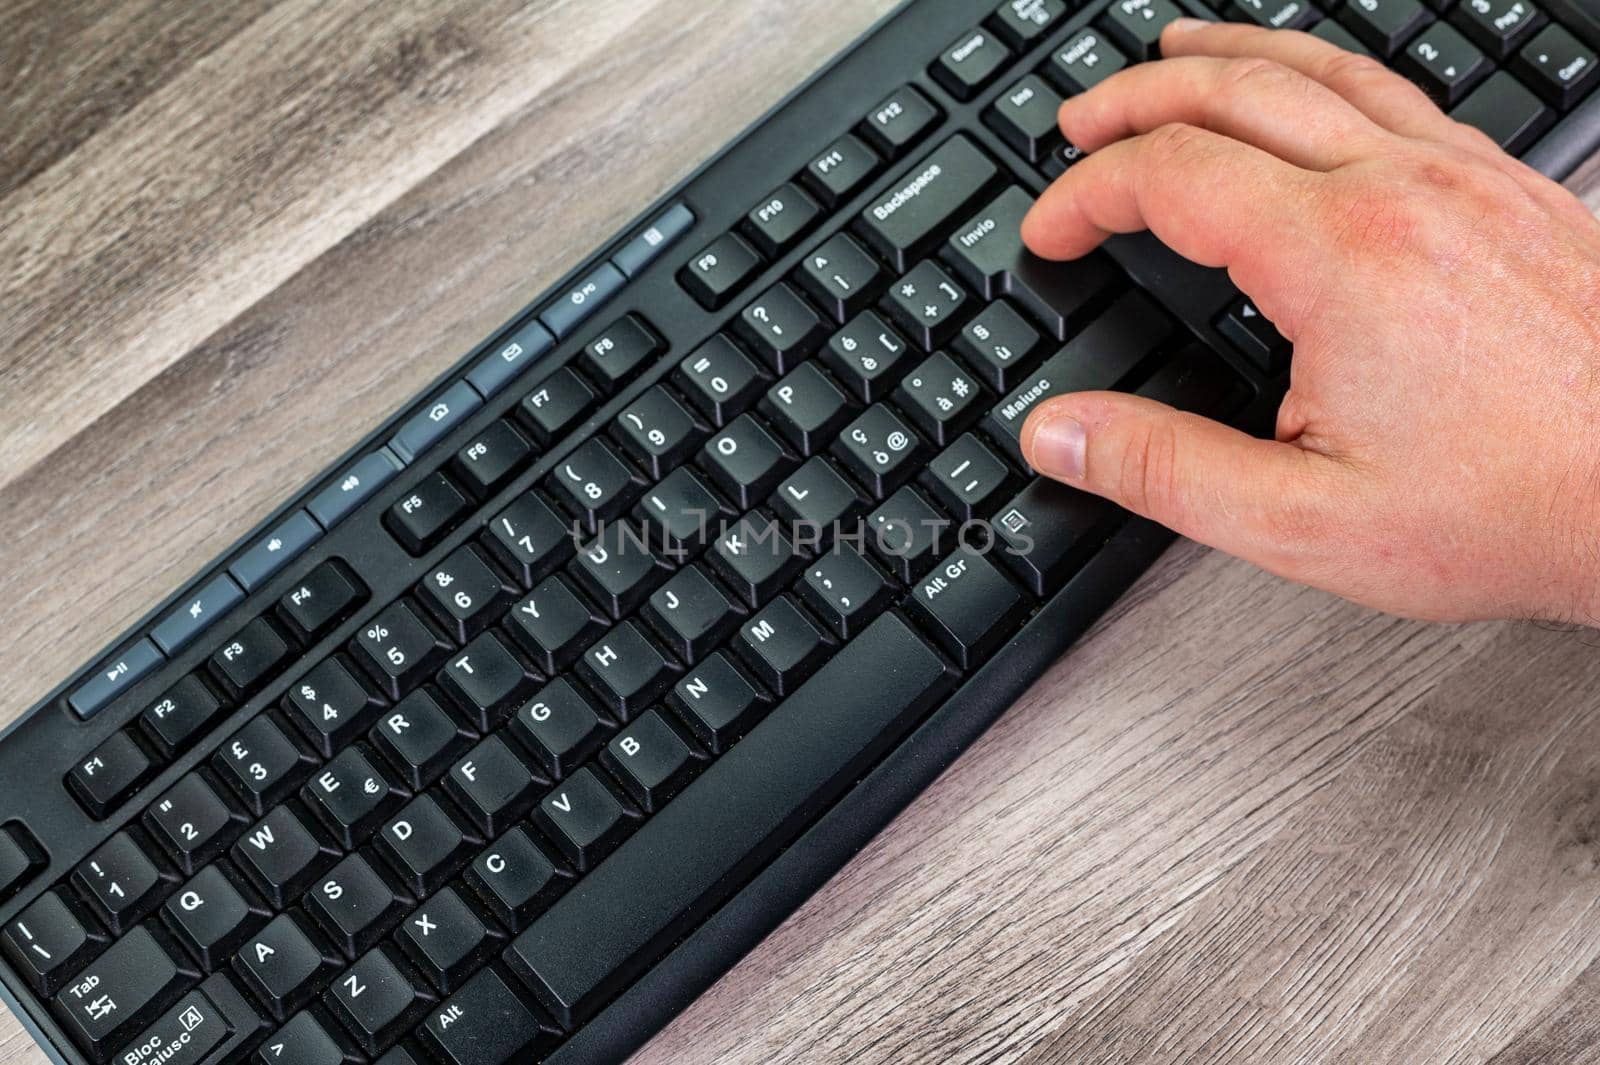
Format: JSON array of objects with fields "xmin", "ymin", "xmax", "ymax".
[{"xmin": 3, "ymin": 0, "xmax": 1597, "ymax": 1062}]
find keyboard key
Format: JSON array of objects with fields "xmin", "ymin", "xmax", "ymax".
[
  {"xmin": 352, "ymin": 602, "xmax": 453, "ymax": 700},
  {"xmin": 802, "ymin": 133, "xmax": 881, "ymax": 207},
  {"xmin": 736, "ymin": 282, "xmax": 830, "ymax": 372},
  {"xmin": 285, "ymin": 657, "xmax": 384, "ymax": 757},
  {"xmin": 278, "ymin": 561, "xmax": 367, "ymax": 644},
  {"xmin": 612, "ymin": 386, "xmax": 702, "ymax": 479},
  {"xmin": 519, "ymin": 366, "xmax": 596, "ymax": 445},
  {"xmin": 54, "ymin": 926, "xmax": 191, "ymax": 1058},
  {"xmin": 390, "ymin": 381, "xmax": 482, "ymax": 465},
  {"xmin": 1451, "ymin": 69, "xmax": 1555, "ymax": 152},
  {"xmin": 743, "ymin": 183, "xmax": 821, "ymax": 258},
  {"xmin": 420, "ymin": 968, "xmax": 549, "ymax": 1065},
  {"xmin": 74, "ymin": 831, "xmax": 171, "ymax": 934},
  {"xmin": 675, "ymin": 334, "xmax": 767, "ymax": 426},
  {"xmin": 613, "ymin": 203, "xmax": 696, "ymax": 278},
  {"xmin": 992, "ymin": 478, "xmax": 1120, "ymax": 596},
  {"xmin": 152, "ymin": 574, "xmax": 245, "ymax": 656},
  {"xmin": 68, "ymin": 731, "xmax": 153, "ymax": 820},
  {"xmin": 797, "ymin": 231, "xmax": 883, "ymax": 322},
  {"xmin": 255, "ymin": 1011, "xmax": 353, "ymax": 1065},
  {"xmin": 399, "ymin": 887, "xmax": 499, "ymax": 993},
  {"xmin": 1101, "ymin": 0, "xmax": 1187, "ymax": 59},
  {"xmin": 466, "ymin": 319, "xmax": 554, "ymax": 398},
  {"xmin": 666, "ymin": 652, "xmax": 769, "ymax": 753},
  {"xmin": 896, "ymin": 350, "xmax": 987, "ymax": 445},
  {"xmin": 861, "ymin": 84, "xmax": 940, "ymax": 157},
  {"xmin": 231, "ymin": 511, "xmax": 323, "ymax": 592},
  {"xmin": 989, "ymin": 75, "xmax": 1064, "ymax": 162},
  {"xmin": 1452, "ymin": 0, "xmax": 1542, "ymax": 58},
  {"xmin": 580, "ymin": 314, "xmax": 664, "ymax": 393},
  {"xmin": 164, "ymin": 864, "xmax": 264, "ymax": 971},
  {"xmin": 216, "ymin": 716, "xmax": 317, "ymax": 815},
  {"xmin": 1400, "ymin": 21, "xmax": 1489, "ymax": 105},
  {"xmin": 510, "ymin": 676, "xmax": 606, "ymax": 780},
  {"xmin": 546, "ymin": 437, "xmax": 640, "ymax": 533},
  {"xmin": 1227, "ymin": 0, "xmax": 1319, "ymax": 29},
  {"xmin": 306, "ymin": 854, "xmax": 407, "ymax": 959},
  {"xmin": 884, "ymin": 260, "xmax": 971, "ymax": 350},
  {"xmin": 701, "ymin": 413, "xmax": 796, "ymax": 510},
  {"xmin": 1136, "ymin": 347, "xmax": 1249, "ymax": 419},
  {"xmin": 146, "ymin": 774, "xmax": 238, "ymax": 874},
  {"xmin": 833, "ymin": 402, "xmax": 926, "ymax": 498},
  {"xmin": 990, "ymin": 0, "xmax": 1070, "ymax": 47},
  {"xmin": 577, "ymin": 620, "xmax": 677, "ymax": 718},
  {"xmin": 370, "ymin": 690, "xmax": 474, "ymax": 791},
  {"xmin": 797, "ymin": 545, "xmax": 893, "ymax": 639},
  {"xmin": 304, "ymin": 748, "xmax": 403, "ymax": 849},
  {"xmin": 325, "ymin": 946, "xmax": 432, "ymax": 1055},
  {"xmin": 932, "ymin": 29, "xmax": 1013, "ymax": 100},
  {"xmin": 236, "ymin": 915, "xmax": 338, "ymax": 1022},
  {"xmin": 680, "ymin": 232, "xmax": 763, "ymax": 310},
  {"xmin": 418, "ymin": 545, "xmax": 517, "ymax": 643},
  {"xmin": 771, "ymin": 455, "xmax": 867, "ymax": 534},
  {"xmin": 4, "ymin": 891, "xmax": 98, "ymax": 995},
  {"xmin": 534, "ymin": 768, "xmax": 630, "ymax": 872},
  {"xmin": 640, "ymin": 565, "xmax": 743, "ymax": 663},
  {"xmin": 1309, "ymin": 17, "xmax": 1375, "ymax": 54},
  {"xmin": 1046, "ymin": 31, "xmax": 1129, "ymax": 94},
  {"xmin": 505, "ymin": 575, "xmax": 605, "ymax": 673},
  {"xmin": 866, "ymin": 486, "xmax": 949, "ymax": 583},
  {"xmin": 115, "ymin": 986, "xmax": 232, "ymax": 1065},
  {"xmin": 465, "ymin": 827, "xmax": 564, "ymax": 931},
  {"xmin": 759, "ymin": 361, "xmax": 855, "ymax": 455},
  {"xmin": 387, "ymin": 472, "xmax": 470, "ymax": 556},
  {"xmin": 505, "ymin": 612, "xmax": 953, "ymax": 1029},
  {"xmin": 377, "ymin": 795, "xmax": 475, "ymax": 897},
  {"xmin": 602, "ymin": 710, "xmax": 697, "ymax": 812},
  {"xmin": 954, "ymin": 300, "xmax": 1046, "ymax": 392},
  {"xmin": 541, "ymin": 262, "xmax": 625, "ymax": 339},
  {"xmin": 1216, "ymin": 297, "xmax": 1292, "ymax": 373},
  {"xmin": 70, "ymin": 638, "xmax": 165, "ymax": 720},
  {"xmin": 308, "ymin": 450, "xmax": 402, "ymax": 528},
  {"xmin": 454, "ymin": 420, "xmax": 532, "ymax": 499},
  {"xmin": 445, "ymin": 734, "xmax": 538, "ymax": 836},
  {"xmin": 1513, "ymin": 23, "xmax": 1598, "ymax": 107},
  {"xmin": 908, "ymin": 546, "xmax": 1025, "ymax": 667},
  {"xmin": 734, "ymin": 595, "xmax": 829, "ymax": 695},
  {"xmin": 485, "ymin": 492, "xmax": 573, "ymax": 587},
  {"xmin": 139, "ymin": 676, "xmax": 224, "ymax": 758},
  {"xmin": 439, "ymin": 630, "xmax": 537, "ymax": 731},
  {"xmin": 924, "ymin": 432, "xmax": 1017, "ymax": 521},
  {"xmin": 857, "ymin": 135, "xmax": 999, "ymax": 271},
  {"xmin": 822, "ymin": 311, "xmax": 914, "ymax": 402},
  {"xmin": 711, "ymin": 512, "xmax": 808, "ymax": 607},
  {"xmin": 233, "ymin": 805, "xmax": 337, "ymax": 910}
]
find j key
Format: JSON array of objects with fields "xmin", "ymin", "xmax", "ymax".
[
  {"xmin": 54, "ymin": 926, "xmax": 191, "ymax": 1058},
  {"xmin": 386, "ymin": 472, "xmax": 469, "ymax": 556},
  {"xmin": 511, "ymin": 677, "xmax": 607, "ymax": 780},
  {"xmin": 255, "ymin": 1011, "xmax": 353, "ymax": 1065},
  {"xmin": 856, "ymin": 135, "xmax": 999, "ymax": 272},
  {"xmin": 711, "ymin": 513, "xmax": 808, "ymax": 607},
  {"xmin": 445, "ymin": 734, "xmax": 539, "ymax": 836},
  {"xmin": 421, "ymin": 968, "xmax": 549, "ymax": 1065},
  {"xmin": 304, "ymin": 747, "xmax": 402, "ymax": 849},
  {"xmin": 612, "ymin": 386, "xmax": 702, "ymax": 479},
  {"xmin": 399, "ymin": 887, "xmax": 499, "ymax": 993},
  {"xmin": 578, "ymin": 314, "xmax": 663, "ymax": 392},
  {"xmin": 146, "ymin": 774, "xmax": 238, "ymax": 874},
  {"xmin": 641, "ymin": 565, "xmax": 743, "ymax": 662},
  {"xmin": 992, "ymin": 478, "xmax": 1119, "ymax": 596},
  {"xmin": 465, "ymin": 827, "xmax": 564, "ymax": 931},
  {"xmin": 278, "ymin": 562, "xmax": 367, "ymax": 645},
  {"xmin": 990, "ymin": 0, "xmax": 1070, "ymax": 47},
  {"xmin": 504, "ymin": 575, "xmax": 605, "ymax": 674},
  {"xmin": 798, "ymin": 545, "xmax": 893, "ymax": 639},
  {"xmin": 235, "ymin": 914, "xmax": 338, "ymax": 1022},
  {"xmin": 369, "ymin": 689, "xmax": 474, "ymax": 791},
  {"xmin": 211, "ymin": 619, "xmax": 293, "ymax": 701},
  {"xmin": 675, "ymin": 334, "xmax": 767, "ymax": 426},
  {"xmin": 439, "ymin": 630, "xmax": 537, "ymax": 731},
  {"xmin": 453, "ymin": 420, "xmax": 532, "ymax": 499},
  {"xmin": 734, "ymin": 596, "xmax": 829, "ymax": 696},
  {"xmin": 215, "ymin": 716, "xmax": 314, "ymax": 815},
  {"xmin": 534, "ymin": 768, "xmax": 630, "ymax": 872},
  {"xmin": 953, "ymin": 300, "xmax": 1046, "ymax": 392},
  {"xmin": 547, "ymin": 437, "xmax": 640, "ymax": 532},
  {"xmin": 736, "ymin": 283, "xmax": 830, "ymax": 373},
  {"xmin": 945, "ymin": 186, "xmax": 1121, "ymax": 340},
  {"xmin": 1339, "ymin": 0, "xmax": 1430, "ymax": 54},
  {"xmin": 69, "ymin": 730, "xmax": 153, "ymax": 820},
  {"xmin": 861, "ymin": 84, "xmax": 939, "ymax": 157},
  {"xmin": 743, "ymin": 183, "xmax": 821, "ymax": 258},
  {"xmin": 233, "ymin": 805, "xmax": 337, "ymax": 910},
  {"xmin": 908, "ymin": 546, "xmax": 1025, "ymax": 668},
  {"xmin": 506, "ymin": 613, "xmax": 954, "ymax": 1030},
  {"xmin": 986, "ymin": 290, "xmax": 1174, "ymax": 462},
  {"xmin": 286, "ymin": 657, "xmax": 383, "ymax": 757},
  {"xmin": 1046, "ymin": 31, "xmax": 1129, "ymax": 94},
  {"xmin": 1451, "ymin": 70, "xmax": 1554, "ymax": 153},
  {"xmin": 485, "ymin": 492, "xmax": 572, "ymax": 587},
  {"xmin": 519, "ymin": 366, "xmax": 595, "ymax": 445},
  {"xmin": 803, "ymin": 133, "xmax": 881, "ymax": 207},
  {"xmin": 702, "ymin": 414, "xmax": 795, "ymax": 510},
  {"xmin": 1100, "ymin": 0, "xmax": 1187, "ymax": 59},
  {"xmin": 896, "ymin": 350, "xmax": 987, "ymax": 445},
  {"xmin": 833, "ymin": 403, "xmax": 926, "ymax": 498},
  {"xmin": 306, "ymin": 854, "xmax": 408, "ymax": 959},
  {"xmin": 867, "ymin": 486, "xmax": 950, "ymax": 584},
  {"xmin": 377, "ymin": 796, "xmax": 475, "ymax": 897},
  {"xmin": 1514, "ymin": 24, "xmax": 1599, "ymax": 107},
  {"xmin": 1216, "ymin": 297, "xmax": 1292, "ymax": 374},
  {"xmin": 822, "ymin": 311, "xmax": 914, "ymax": 402},
  {"xmin": 577, "ymin": 620, "xmax": 678, "ymax": 718},
  {"xmin": 1400, "ymin": 21, "xmax": 1490, "ymax": 104},
  {"xmin": 325, "ymin": 946, "xmax": 432, "ymax": 1056},
  {"xmin": 1227, "ymin": 0, "xmax": 1318, "ymax": 29},
  {"xmin": 573, "ymin": 521, "xmax": 671, "ymax": 619},
  {"xmin": 666, "ymin": 652, "xmax": 769, "ymax": 753},
  {"xmin": 4, "ymin": 891, "xmax": 99, "ymax": 995},
  {"xmin": 164, "ymin": 865, "xmax": 264, "ymax": 971},
  {"xmin": 1452, "ymin": 0, "xmax": 1542, "ymax": 57},
  {"xmin": 635, "ymin": 466, "xmax": 726, "ymax": 559},
  {"xmin": 140, "ymin": 675, "xmax": 226, "ymax": 759},
  {"xmin": 932, "ymin": 28, "xmax": 1012, "ymax": 100},
  {"xmin": 601, "ymin": 710, "xmax": 697, "ymax": 812},
  {"xmin": 353, "ymin": 602, "xmax": 454, "ymax": 700},
  {"xmin": 680, "ymin": 232, "xmax": 763, "ymax": 311},
  {"xmin": 988, "ymin": 75, "xmax": 1064, "ymax": 163},
  {"xmin": 797, "ymin": 231, "xmax": 883, "ymax": 322},
  {"xmin": 771, "ymin": 455, "xmax": 867, "ymax": 533},
  {"xmin": 759, "ymin": 361, "xmax": 855, "ymax": 455},
  {"xmin": 924, "ymin": 433, "xmax": 1016, "ymax": 522}
]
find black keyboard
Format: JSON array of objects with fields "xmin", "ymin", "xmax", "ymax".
[{"xmin": 4, "ymin": 1, "xmax": 1597, "ymax": 1062}]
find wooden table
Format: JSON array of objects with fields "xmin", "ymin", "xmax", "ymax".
[{"xmin": 4, "ymin": 2, "xmax": 1600, "ymax": 1062}]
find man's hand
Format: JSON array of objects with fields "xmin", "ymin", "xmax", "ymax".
[{"xmin": 1019, "ymin": 19, "xmax": 1600, "ymax": 623}]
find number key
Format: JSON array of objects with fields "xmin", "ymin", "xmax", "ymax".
[
  {"xmin": 352, "ymin": 602, "xmax": 453, "ymax": 699},
  {"xmin": 612, "ymin": 386, "xmax": 703, "ymax": 478},
  {"xmin": 417, "ymin": 545, "xmax": 516, "ymax": 643},
  {"xmin": 545, "ymin": 437, "xmax": 640, "ymax": 532},
  {"xmin": 214, "ymin": 716, "xmax": 316, "ymax": 815}
]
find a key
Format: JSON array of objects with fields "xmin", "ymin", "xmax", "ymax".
[
  {"xmin": 665, "ymin": 652, "xmax": 769, "ymax": 753},
  {"xmin": 867, "ymin": 486, "xmax": 950, "ymax": 584},
  {"xmin": 235, "ymin": 915, "xmax": 338, "ymax": 1022},
  {"xmin": 215, "ymin": 716, "xmax": 317, "ymax": 816},
  {"xmin": 701, "ymin": 414, "xmax": 795, "ymax": 510},
  {"xmin": 1452, "ymin": 0, "xmax": 1542, "ymax": 58},
  {"xmin": 612, "ymin": 386, "xmax": 702, "ymax": 479},
  {"xmin": 453, "ymin": 420, "xmax": 533, "ymax": 499},
  {"xmin": 736, "ymin": 283, "xmax": 830, "ymax": 373},
  {"xmin": 578, "ymin": 314, "xmax": 663, "ymax": 393},
  {"xmin": 54, "ymin": 926, "xmax": 193, "ymax": 1058},
  {"xmin": 576, "ymin": 620, "xmax": 678, "ymax": 718},
  {"xmin": 733, "ymin": 596, "xmax": 829, "ymax": 695},
  {"xmin": 420, "ymin": 968, "xmax": 549, "ymax": 1065},
  {"xmin": 211, "ymin": 619, "xmax": 293, "ymax": 701},
  {"xmin": 304, "ymin": 747, "xmax": 403, "ymax": 849},
  {"xmin": 546, "ymin": 438, "xmax": 640, "ymax": 533},
  {"xmin": 759, "ymin": 361, "xmax": 855, "ymax": 455},
  {"xmin": 924, "ymin": 433, "xmax": 1017, "ymax": 522},
  {"xmin": 286, "ymin": 657, "xmax": 384, "ymax": 757},
  {"xmin": 464, "ymin": 827, "xmax": 564, "ymax": 932},
  {"xmin": 369, "ymin": 689, "xmax": 475, "ymax": 791},
  {"xmin": 932, "ymin": 28, "xmax": 1013, "ymax": 100},
  {"xmin": 821, "ymin": 311, "xmax": 914, "ymax": 402},
  {"xmin": 601, "ymin": 710, "xmax": 697, "ymax": 812},
  {"xmin": 519, "ymin": 367, "xmax": 595, "ymax": 445},
  {"xmin": 306, "ymin": 854, "xmax": 407, "ymax": 960},
  {"xmin": 771, "ymin": 455, "xmax": 867, "ymax": 534},
  {"xmin": 742, "ymin": 183, "xmax": 821, "ymax": 258},
  {"xmin": 680, "ymin": 232, "xmax": 764, "ymax": 310},
  {"xmin": 139, "ymin": 675, "xmax": 225, "ymax": 759},
  {"xmin": 856, "ymin": 135, "xmax": 999, "ymax": 271},
  {"xmin": 445, "ymin": 735, "xmax": 539, "ymax": 836},
  {"xmin": 254, "ymin": 1011, "xmax": 353, "ymax": 1065},
  {"xmin": 908, "ymin": 546, "xmax": 1026, "ymax": 668},
  {"xmin": 277, "ymin": 562, "xmax": 367, "ymax": 645},
  {"xmin": 484, "ymin": 492, "xmax": 573, "ymax": 588},
  {"xmin": 1400, "ymin": 20, "xmax": 1490, "ymax": 104},
  {"xmin": 377, "ymin": 796, "xmax": 476, "ymax": 897},
  {"xmin": 1227, "ymin": 0, "xmax": 1319, "ymax": 29},
  {"xmin": 833, "ymin": 403, "xmax": 927, "ymax": 498},
  {"xmin": 953, "ymin": 300, "xmax": 1046, "ymax": 392},
  {"xmin": 1513, "ymin": 23, "xmax": 1599, "ymax": 107},
  {"xmin": 797, "ymin": 545, "xmax": 893, "ymax": 639},
  {"xmin": 325, "ymin": 946, "xmax": 433, "ymax": 1056},
  {"xmin": 797, "ymin": 232, "xmax": 884, "ymax": 321},
  {"xmin": 991, "ymin": 478, "xmax": 1120, "ymax": 596},
  {"xmin": 572, "ymin": 520, "xmax": 671, "ymax": 618},
  {"xmin": 1215, "ymin": 297, "xmax": 1292, "ymax": 374},
  {"xmin": 1046, "ymin": 31, "xmax": 1128, "ymax": 94},
  {"xmin": 504, "ymin": 575, "xmax": 605, "ymax": 674},
  {"xmin": 1339, "ymin": 0, "xmax": 1431, "ymax": 54},
  {"xmin": 233, "ymin": 805, "xmax": 338, "ymax": 910},
  {"xmin": 711, "ymin": 513, "xmax": 808, "ymax": 607},
  {"xmin": 352, "ymin": 602, "xmax": 454, "ymax": 700},
  {"xmin": 398, "ymin": 888, "xmax": 499, "ymax": 993},
  {"xmin": 69, "ymin": 731, "xmax": 153, "ymax": 820},
  {"xmin": 4, "ymin": 891, "xmax": 100, "ymax": 995},
  {"xmin": 146, "ymin": 774, "xmax": 239, "ymax": 874},
  {"xmin": 675, "ymin": 334, "xmax": 767, "ymax": 426},
  {"xmin": 164, "ymin": 865, "xmax": 264, "ymax": 972},
  {"xmin": 534, "ymin": 768, "xmax": 630, "ymax": 872},
  {"xmin": 510, "ymin": 677, "xmax": 607, "ymax": 780},
  {"xmin": 1451, "ymin": 70, "xmax": 1554, "ymax": 152},
  {"xmin": 896, "ymin": 350, "xmax": 987, "ymax": 445},
  {"xmin": 860, "ymin": 84, "xmax": 940, "ymax": 157},
  {"xmin": 990, "ymin": 0, "xmax": 1070, "ymax": 47},
  {"xmin": 635, "ymin": 466, "xmax": 727, "ymax": 560},
  {"xmin": 1100, "ymin": 0, "xmax": 1187, "ymax": 59},
  {"xmin": 988, "ymin": 74, "xmax": 1064, "ymax": 162},
  {"xmin": 386, "ymin": 472, "xmax": 469, "ymax": 556},
  {"xmin": 802, "ymin": 133, "xmax": 881, "ymax": 207},
  {"xmin": 438, "ymin": 630, "xmax": 537, "ymax": 731},
  {"xmin": 640, "ymin": 565, "xmax": 743, "ymax": 662}
]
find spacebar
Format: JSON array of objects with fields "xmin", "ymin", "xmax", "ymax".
[{"xmin": 505, "ymin": 612, "xmax": 955, "ymax": 1029}]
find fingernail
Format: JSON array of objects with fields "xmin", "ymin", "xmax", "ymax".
[
  {"xmin": 1165, "ymin": 17, "xmax": 1210, "ymax": 35},
  {"xmin": 1029, "ymin": 413, "xmax": 1087, "ymax": 481}
]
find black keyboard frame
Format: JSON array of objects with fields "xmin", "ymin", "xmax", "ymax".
[{"xmin": 5, "ymin": 0, "xmax": 1599, "ymax": 1061}]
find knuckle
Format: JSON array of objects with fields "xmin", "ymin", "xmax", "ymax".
[
  {"xmin": 1143, "ymin": 122, "xmax": 1209, "ymax": 167},
  {"xmin": 1317, "ymin": 50, "xmax": 1390, "ymax": 90},
  {"xmin": 1319, "ymin": 174, "xmax": 1422, "ymax": 258}
]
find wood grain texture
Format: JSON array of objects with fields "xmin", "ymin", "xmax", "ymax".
[{"xmin": 2, "ymin": 2, "xmax": 1599, "ymax": 1063}]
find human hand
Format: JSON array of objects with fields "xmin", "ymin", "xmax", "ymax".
[{"xmin": 1017, "ymin": 19, "xmax": 1600, "ymax": 624}]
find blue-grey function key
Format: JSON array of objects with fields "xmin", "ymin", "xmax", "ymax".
[
  {"xmin": 230, "ymin": 510, "xmax": 322, "ymax": 592},
  {"xmin": 307, "ymin": 448, "xmax": 403, "ymax": 528},
  {"xmin": 389, "ymin": 380, "xmax": 483, "ymax": 464},
  {"xmin": 540, "ymin": 262, "xmax": 626, "ymax": 339},
  {"xmin": 467, "ymin": 319, "xmax": 555, "ymax": 397},
  {"xmin": 150, "ymin": 574, "xmax": 245, "ymax": 655},
  {"xmin": 613, "ymin": 203, "xmax": 696, "ymax": 278},
  {"xmin": 69, "ymin": 639, "xmax": 164, "ymax": 719}
]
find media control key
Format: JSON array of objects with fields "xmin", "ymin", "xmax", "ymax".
[
  {"xmin": 70, "ymin": 639, "xmax": 165, "ymax": 720},
  {"xmin": 231, "ymin": 511, "xmax": 322, "ymax": 593},
  {"xmin": 308, "ymin": 449, "xmax": 403, "ymax": 529},
  {"xmin": 152, "ymin": 574, "xmax": 245, "ymax": 656}
]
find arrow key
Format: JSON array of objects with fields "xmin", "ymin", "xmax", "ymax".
[{"xmin": 1215, "ymin": 297, "xmax": 1291, "ymax": 373}]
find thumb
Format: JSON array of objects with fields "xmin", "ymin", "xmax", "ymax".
[{"xmin": 1019, "ymin": 391, "xmax": 1347, "ymax": 573}]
